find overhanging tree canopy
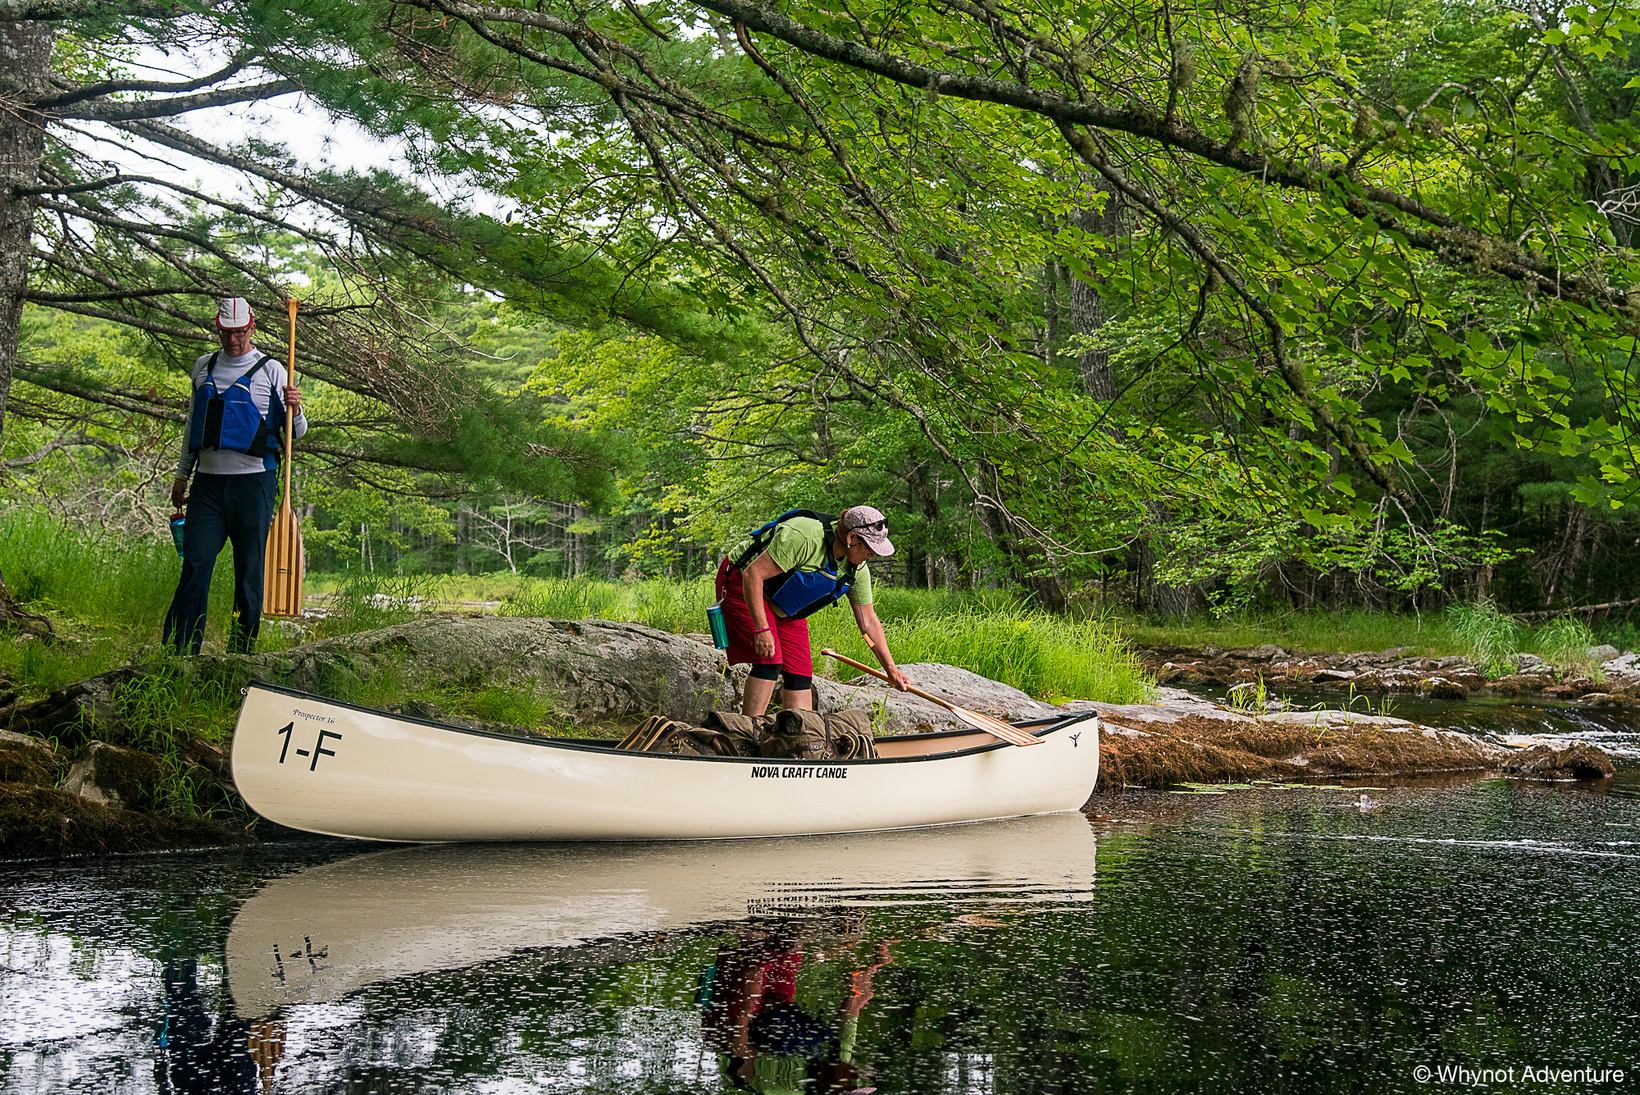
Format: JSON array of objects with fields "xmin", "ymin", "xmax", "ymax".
[{"xmin": 1, "ymin": 0, "xmax": 1635, "ymax": 605}]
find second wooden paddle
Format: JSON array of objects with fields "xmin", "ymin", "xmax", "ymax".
[
  {"xmin": 262, "ymin": 298, "xmax": 304, "ymax": 617},
  {"xmin": 821, "ymin": 648, "xmax": 1041, "ymax": 747}
]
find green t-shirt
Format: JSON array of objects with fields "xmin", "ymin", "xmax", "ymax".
[{"xmin": 729, "ymin": 516, "xmax": 873, "ymax": 607}]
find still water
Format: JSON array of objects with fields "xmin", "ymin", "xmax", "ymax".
[{"xmin": 3, "ymin": 782, "xmax": 1638, "ymax": 1094}]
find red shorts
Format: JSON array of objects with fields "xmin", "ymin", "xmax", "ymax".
[{"xmin": 716, "ymin": 558, "xmax": 812, "ymax": 676}]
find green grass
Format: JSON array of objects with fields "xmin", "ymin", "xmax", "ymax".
[
  {"xmin": 1115, "ymin": 607, "xmax": 1472, "ymax": 658},
  {"xmin": 446, "ymin": 682, "xmax": 554, "ymax": 727},
  {"xmin": 1447, "ymin": 598, "xmax": 1522, "ymax": 678},
  {"xmin": 810, "ymin": 605, "xmax": 1154, "ymax": 704},
  {"xmin": 1532, "ymin": 615, "xmax": 1605, "ymax": 682},
  {"xmin": 1115, "ymin": 599, "xmax": 1624, "ymax": 681},
  {"xmin": 503, "ymin": 578, "xmax": 1153, "ymax": 704},
  {"xmin": 101, "ymin": 659, "xmax": 245, "ymax": 816},
  {"xmin": 0, "ymin": 507, "xmax": 238, "ymax": 654}
]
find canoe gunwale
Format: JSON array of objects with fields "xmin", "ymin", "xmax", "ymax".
[{"xmin": 241, "ymin": 678, "xmax": 1092, "ymax": 766}]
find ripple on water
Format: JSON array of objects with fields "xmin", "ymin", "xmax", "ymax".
[{"xmin": 2, "ymin": 783, "xmax": 1638, "ymax": 1094}]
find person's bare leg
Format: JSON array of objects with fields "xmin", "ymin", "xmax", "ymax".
[
  {"xmin": 782, "ymin": 688, "xmax": 813, "ymax": 711},
  {"xmin": 743, "ymin": 675, "xmax": 778, "ymax": 716}
]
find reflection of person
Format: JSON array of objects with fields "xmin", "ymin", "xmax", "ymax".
[
  {"xmin": 163, "ymin": 298, "xmax": 305, "ymax": 655},
  {"xmin": 155, "ymin": 952, "xmax": 258, "ymax": 1093},
  {"xmin": 717, "ymin": 507, "xmax": 910, "ymax": 716},
  {"xmin": 702, "ymin": 924, "xmax": 893, "ymax": 1094}
]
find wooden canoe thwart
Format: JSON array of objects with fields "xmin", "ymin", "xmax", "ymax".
[{"xmin": 229, "ymin": 681, "xmax": 1102, "ymax": 842}]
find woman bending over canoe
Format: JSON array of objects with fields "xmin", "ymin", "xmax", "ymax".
[{"xmin": 717, "ymin": 506, "xmax": 911, "ymax": 715}]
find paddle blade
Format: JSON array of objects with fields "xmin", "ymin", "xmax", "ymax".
[
  {"xmin": 262, "ymin": 504, "xmax": 304, "ymax": 617},
  {"xmin": 951, "ymin": 705, "xmax": 1043, "ymax": 747}
]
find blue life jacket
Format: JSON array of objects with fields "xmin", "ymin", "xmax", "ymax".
[
  {"xmin": 732, "ymin": 509, "xmax": 857, "ymax": 621},
  {"xmin": 186, "ymin": 352, "xmax": 282, "ymax": 471}
]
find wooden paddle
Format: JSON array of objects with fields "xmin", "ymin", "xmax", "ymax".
[
  {"xmin": 262, "ymin": 298, "xmax": 304, "ymax": 617},
  {"xmin": 821, "ymin": 647, "xmax": 1042, "ymax": 747}
]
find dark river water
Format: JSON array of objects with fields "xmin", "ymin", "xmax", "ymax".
[{"xmin": 5, "ymin": 772, "xmax": 1639, "ymax": 1094}]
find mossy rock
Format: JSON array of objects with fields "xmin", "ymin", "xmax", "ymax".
[
  {"xmin": 1501, "ymin": 743, "xmax": 1616, "ymax": 781},
  {"xmin": 0, "ymin": 729, "xmax": 59, "ymax": 786},
  {"xmin": 0, "ymin": 784, "xmax": 245, "ymax": 859},
  {"xmin": 63, "ymin": 741, "xmax": 168, "ymax": 812}
]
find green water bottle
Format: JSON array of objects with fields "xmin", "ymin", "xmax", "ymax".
[{"xmin": 706, "ymin": 602, "xmax": 728, "ymax": 649}]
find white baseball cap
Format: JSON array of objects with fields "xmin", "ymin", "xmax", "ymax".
[{"xmin": 216, "ymin": 297, "xmax": 254, "ymax": 329}]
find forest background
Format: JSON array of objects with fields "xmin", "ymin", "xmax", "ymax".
[{"xmin": 2, "ymin": 0, "xmax": 1638, "ymax": 657}]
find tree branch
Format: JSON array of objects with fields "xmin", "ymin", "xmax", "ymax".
[
  {"xmin": 687, "ymin": 0, "xmax": 1623, "ymax": 310},
  {"xmin": 38, "ymin": 52, "xmax": 250, "ymax": 111},
  {"xmin": 58, "ymin": 78, "xmax": 301, "ymax": 122},
  {"xmin": 0, "ymin": 0, "xmax": 200, "ymax": 18}
]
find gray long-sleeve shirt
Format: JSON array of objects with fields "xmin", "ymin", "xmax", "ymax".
[{"xmin": 173, "ymin": 347, "xmax": 308, "ymax": 478}]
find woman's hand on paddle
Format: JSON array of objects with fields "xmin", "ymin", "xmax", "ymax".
[
  {"xmin": 284, "ymin": 384, "xmax": 301, "ymax": 412},
  {"xmin": 170, "ymin": 477, "xmax": 187, "ymax": 508},
  {"xmin": 887, "ymin": 667, "xmax": 910, "ymax": 691}
]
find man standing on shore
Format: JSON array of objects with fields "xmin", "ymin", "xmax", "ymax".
[{"xmin": 163, "ymin": 298, "xmax": 305, "ymax": 654}]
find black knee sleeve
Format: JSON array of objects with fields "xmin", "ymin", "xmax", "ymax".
[
  {"xmin": 782, "ymin": 673, "xmax": 813, "ymax": 692},
  {"xmin": 749, "ymin": 663, "xmax": 781, "ymax": 681}
]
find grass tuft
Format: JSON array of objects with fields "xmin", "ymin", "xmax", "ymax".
[
  {"xmin": 1446, "ymin": 598, "xmax": 1522, "ymax": 678},
  {"xmin": 1531, "ymin": 615, "xmax": 1605, "ymax": 682}
]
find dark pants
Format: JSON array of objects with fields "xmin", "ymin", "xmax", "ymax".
[{"xmin": 163, "ymin": 470, "xmax": 277, "ymax": 655}]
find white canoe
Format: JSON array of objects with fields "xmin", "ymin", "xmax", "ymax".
[
  {"xmin": 226, "ymin": 812, "xmax": 1099, "ymax": 1016},
  {"xmin": 230, "ymin": 681, "xmax": 1100, "ymax": 841}
]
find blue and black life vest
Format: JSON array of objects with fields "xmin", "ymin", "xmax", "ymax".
[
  {"xmin": 731, "ymin": 509, "xmax": 857, "ymax": 621},
  {"xmin": 186, "ymin": 352, "xmax": 282, "ymax": 469}
]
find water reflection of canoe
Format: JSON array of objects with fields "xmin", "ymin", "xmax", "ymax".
[
  {"xmin": 225, "ymin": 811, "xmax": 1098, "ymax": 1017},
  {"xmin": 230, "ymin": 681, "xmax": 1100, "ymax": 842}
]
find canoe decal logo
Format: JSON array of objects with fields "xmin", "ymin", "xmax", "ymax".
[
  {"xmin": 1070, "ymin": 733, "xmax": 1080, "ymax": 748},
  {"xmin": 749, "ymin": 765, "xmax": 848, "ymax": 779},
  {"xmin": 276, "ymin": 722, "xmax": 343, "ymax": 771}
]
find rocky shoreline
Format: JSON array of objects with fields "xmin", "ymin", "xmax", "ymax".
[
  {"xmin": 1141, "ymin": 643, "xmax": 1640, "ymax": 704},
  {"xmin": 0, "ymin": 619, "xmax": 1628, "ymax": 859}
]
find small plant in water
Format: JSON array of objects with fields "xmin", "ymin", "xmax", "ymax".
[
  {"xmin": 869, "ymin": 694, "xmax": 892, "ymax": 735},
  {"xmin": 1225, "ymin": 675, "xmax": 1267, "ymax": 714}
]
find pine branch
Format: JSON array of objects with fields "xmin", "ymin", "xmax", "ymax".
[
  {"xmin": 38, "ymin": 52, "xmax": 250, "ymax": 111},
  {"xmin": 58, "ymin": 78, "xmax": 301, "ymax": 122}
]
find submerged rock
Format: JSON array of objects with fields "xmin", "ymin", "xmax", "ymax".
[{"xmin": 1500, "ymin": 743, "xmax": 1616, "ymax": 781}]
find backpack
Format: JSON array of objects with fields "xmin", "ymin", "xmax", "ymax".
[{"xmin": 757, "ymin": 709, "xmax": 877, "ymax": 761}]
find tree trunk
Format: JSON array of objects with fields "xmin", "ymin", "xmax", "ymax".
[
  {"xmin": 0, "ymin": 20, "xmax": 52, "ymax": 445},
  {"xmin": 1067, "ymin": 182, "xmax": 1129, "ymax": 402},
  {"xmin": 973, "ymin": 481, "xmax": 1067, "ymax": 611},
  {"xmin": 571, "ymin": 503, "xmax": 588, "ymax": 577}
]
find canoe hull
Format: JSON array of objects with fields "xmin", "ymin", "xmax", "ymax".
[{"xmin": 230, "ymin": 681, "xmax": 1100, "ymax": 842}]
